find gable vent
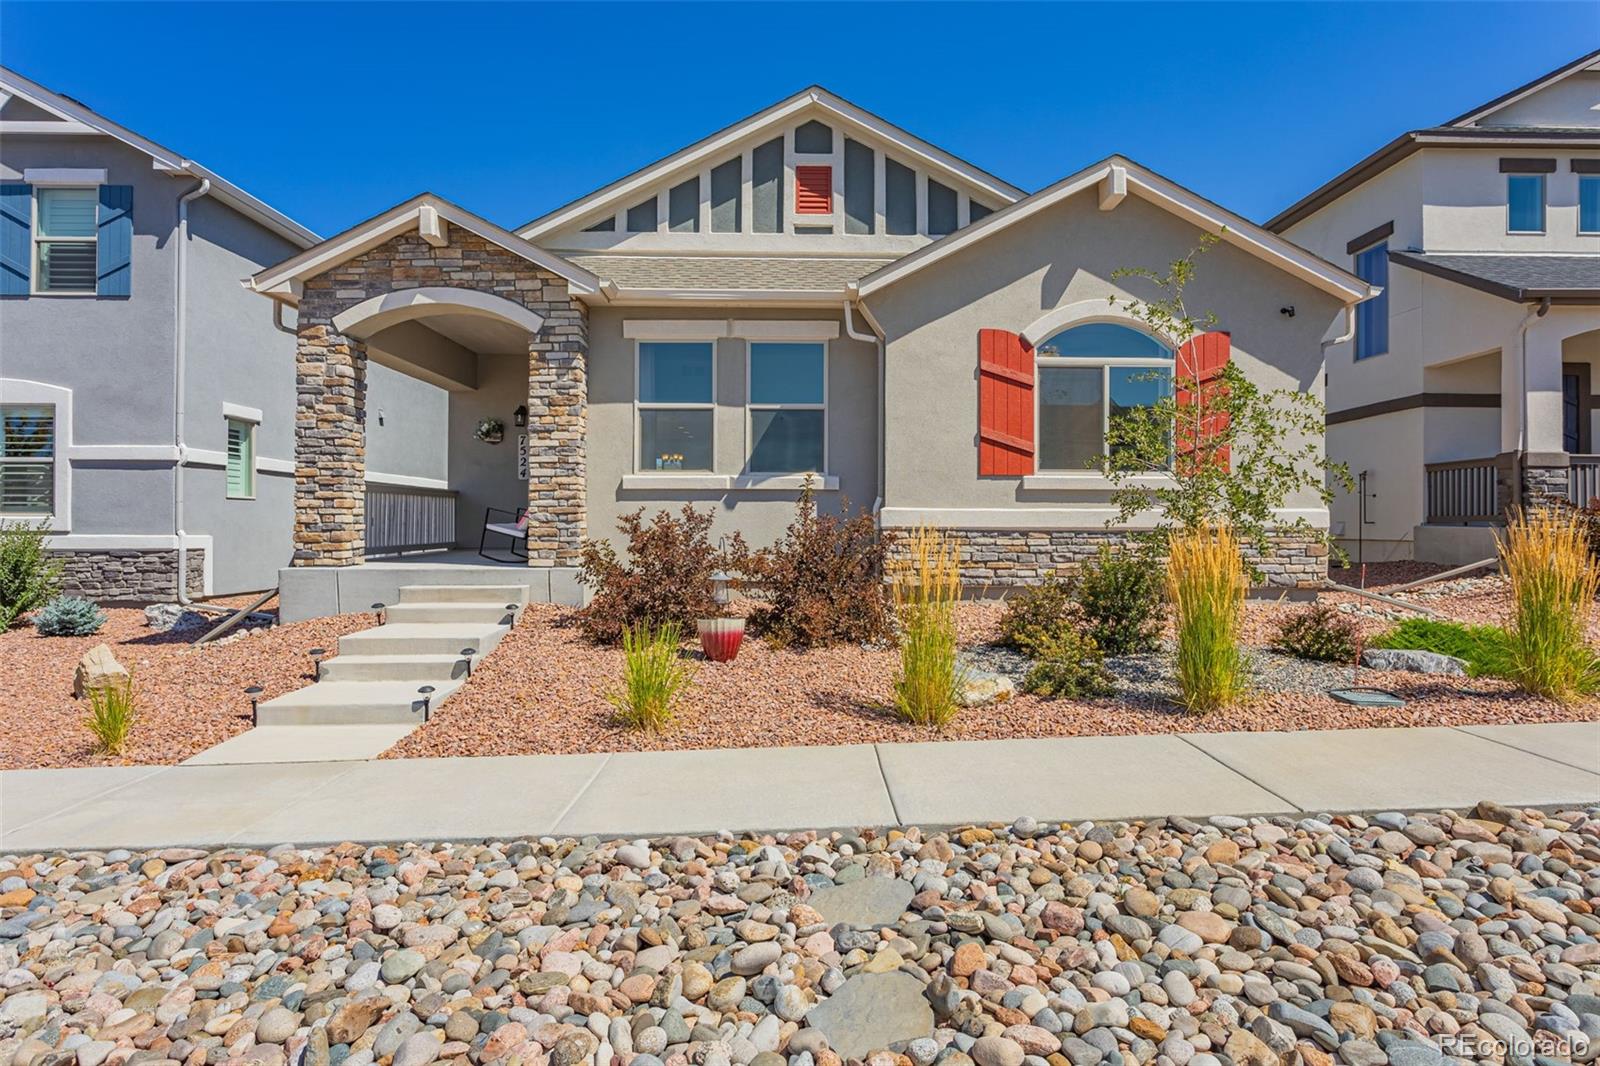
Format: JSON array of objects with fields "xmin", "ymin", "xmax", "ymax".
[{"xmin": 795, "ymin": 165, "xmax": 832, "ymax": 215}]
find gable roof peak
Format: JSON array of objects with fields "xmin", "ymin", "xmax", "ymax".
[{"xmin": 1445, "ymin": 46, "xmax": 1600, "ymax": 128}]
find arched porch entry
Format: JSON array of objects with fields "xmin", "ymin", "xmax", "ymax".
[{"xmin": 248, "ymin": 195, "xmax": 601, "ymax": 586}]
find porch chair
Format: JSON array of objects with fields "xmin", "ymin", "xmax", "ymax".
[{"xmin": 479, "ymin": 506, "xmax": 529, "ymax": 563}]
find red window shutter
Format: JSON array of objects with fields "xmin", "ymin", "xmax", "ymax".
[
  {"xmin": 795, "ymin": 165, "xmax": 832, "ymax": 214},
  {"xmin": 1175, "ymin": 331, "xmax": 1231, "ymax": 470},
  {"xmin": 978, "ymin": 329, "xmax": 1035, "ymax": 476}
]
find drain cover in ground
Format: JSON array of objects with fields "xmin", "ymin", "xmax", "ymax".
[
  {"xmin": 808, "ymin": 877, "xmax": 915, "ymax": 927},
  {"xmin": 804, "ymin": 971, "xmax": 934, "ymax": 1059},
  {"xmin": 1328, "ymin": 687, "xmax": 1405, "ymax": 708}
]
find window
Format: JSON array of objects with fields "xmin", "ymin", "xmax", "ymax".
[
  {"xmin": 748, "ymin": 342, "xmax": 825, "ymax": 474},
  {"xmin": 885, "ymin": 158, "xmax": 916, "ymax": 235},
  {"xmin": 226, "ymin": 417, "xmax": 255, "ymax": 499},
  {"xmin": 751, "ymin": 137, "xmax": 784, "ymax": 234},
  {"xmin": 710, "ymin": 157, "xmax": 741, "ymax": 233},
  {"xmin": 843, "ymin": 139, "xmax": 874, "ymax": 235},
  {"xmin": 1507, "ymin": 174, "xmax": 1546, "ymax": 233},
  {"xmin": 626, "ymin": 196, "xmax": 658, "ymax": 233},
  {"xmin": 34, "ymin": 187, "xmax": 97, "ymax": 293},
  {"xmin": 927, "ymin": 179, "xmax": 957, "ymax": 236},
  {"xmin": 1034, "ymin": 324, "xmax": 1171, "ymax": 473},
  {"xmin": 969, "ymin": 201, "xmax": 994, "ymax": 224},
  {"xmin": 0, "ymin": 404, "xmax": 55, "ymax": 515},
  {"xmin": 1353, "ymin": 241, "xmax": 1389, "ymax": 360},
  {"xmin": 1581, "ymin": 176, "xmax": 1600, "ymax": 235},
  {"xmin": 637, "ymin": 342, "xmax": 714, "ymax": 471},
  {"xmin": 668, "ymin": 177, "xmax": 699, "ymax": 233}
]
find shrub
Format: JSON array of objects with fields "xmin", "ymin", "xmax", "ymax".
[
  {"xmin": 608, "ymin": 622, "xmax": 691, "ymax": 731},
  {"xmin": 1272, "ymin": 603, "xmax": 1359, "ymax": 663},
  {"xmin": 577, "ymin": 505, "xmax": 741, "ymax": 644},
  {"xmin": 85, "ymin": 673, "xmax": 137, "ymax": 756},
  {"xmin": 890, "ymin": 528, "xmax": 965, "ymax": 728},
  {"xmin": 998, "ymin": 573, "xmax": 1077, "ymax": 658},
  {"xmin": 1023, "ymin": 628, "xmax": 1114, "ymax": 698},
  {"xmin": 1368, "ymin": 617, "xmax": 1513, "ymax": 678},
  {"xmin": 33, "ymin": 595, "xmax": 107, "ymax": 637},
  {"xmin": 1166, "ymin": 525, "xmax": 1249, "ymax": 713},
  {"xmin": 741, "ymin": 484, "xmax": 893, "ymax": 648},
  {"xmin": 1497, "ymin": 508, "xmax": 1600, "ymax": 701},
  {"xmin": 1075, "ymin": 546, "xmax": 1164, "ymax": 655},
  {"xmin": 0, "ymin": 519, "xmax": 62, "ymax": 631}
]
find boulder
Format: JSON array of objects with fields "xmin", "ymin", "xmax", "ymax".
[
  {"xmin": 74, "ymin": 644, "xmax": 129, "ymax": 698},
  {"xmin": 959, "ymin": 669, "xmax": 1016, "ymax": 707},
  {"xmin": 1360, "ymin": 648, "xmax": 1468, "ymax": 676}
]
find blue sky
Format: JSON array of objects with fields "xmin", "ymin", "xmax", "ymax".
[{"xmin": 3, "ymin": 2, "xmax": 1596, "ymax": 238}]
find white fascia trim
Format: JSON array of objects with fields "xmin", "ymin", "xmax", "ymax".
[
  {"xmin": 622, "ymin": 319, "xmax": 730, "ymax": 340},
  {"xmin": 619, "ymin": 473, "xmax": 839, "ymax": 492},
  {"xmin": 517, "ymin": 87, "xmax": 1024, "ymax": 240},
  {"xmin": 877, "ymin": 506, "xmax": 1329, "ymax": 530},
  {"xmin": 22, "ymin": 167, "xmax": 108, "ymax": 186},
  {"xmin": 366, "ymin": 471, "xmax": 451, "ymax": 490},
  {"xmin": 0, "ymin": 68, "xmax": 318, "ymax": 248},
  {"xmin": 0, "ymin": 120, "xmax": 98, "ymax": 135},
  {"xmin": 731, "ymin": 319, "xmax": 840, "ymax": 341},
  {"xmin": 222, "ymin": 402, "xmax": 263, "ymax": 424},
  {"xmin": 854, "ymin": 158, "xmax": 1377, "ymax": 304},
  {"xmin": 250, "ymin": 195, "xmax": 601, "ymax": 301},
  {"xmin": 611, "ymin": 288, "xmax": 849, "ymax": 304},
  {"xmin": 332, "ymin": 286, "xmax": 546, "ymax": 339}
]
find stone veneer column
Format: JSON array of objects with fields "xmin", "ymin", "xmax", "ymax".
[
  {"xmin": 293, "ymin": 323, "xmax": 367, "ymax": 566},
  {"xmin": 526, "ymin": 298, "xmax": 589, "ymax": 567}
]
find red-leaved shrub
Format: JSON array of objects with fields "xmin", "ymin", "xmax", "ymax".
[{"xmin": 577, "ymin": 505, "xmax": 744, "ymax": 645}]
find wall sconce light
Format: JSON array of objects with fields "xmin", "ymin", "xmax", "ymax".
[
  {"xmin": 514, "ymin": 405, "xmax": 528, "ymax": 427},
  {"xmin": 1280, "ymin": 305, "xmax": 1296, "ymax": 318}
]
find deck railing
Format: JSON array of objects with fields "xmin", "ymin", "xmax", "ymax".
[
  {"xmin": 1572, "ymin": 455, "xmax": 1600, "ymax": 508},
  {"xmin": 365, "ymin": 484, "xmax": 458, "ymax": 555},
  {"xmin": 1424, "ymin": 457, "xmax": 1500, "ymax": 524}
]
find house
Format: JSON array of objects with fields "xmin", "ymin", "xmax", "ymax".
[
  {"xmin": 243, "ymin": 87, "xmax": 1377, "ymax": 621},
  {"xmin": 0, "ymin": 66, "xmax": 446, "ymax": 599},
  {"xmin": 1269, "ymin": 49, "xmax": 1600, "ymax": 566}
]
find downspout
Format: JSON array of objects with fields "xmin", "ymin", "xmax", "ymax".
[
  {"xmin": 843, "ymin": 289, "xmax": 886, "ymax": 521},
  {"xmin": 173, "ymin": 176, "xmax": 210, "ymax": 604},
  {"xmin": 1513, "ymin": 297, "xmax": 1552, "ymax": 455}
]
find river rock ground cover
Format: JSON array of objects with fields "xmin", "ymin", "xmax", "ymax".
[{"xmin": 2, "ymin": 803, "xmax": 1596, "ymax": 1066}]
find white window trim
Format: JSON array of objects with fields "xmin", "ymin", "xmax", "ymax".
[
  {"xmin": 745, "ymin": 339, "xmax": 829, "ymax": 476},
  {"xmin": 634, "ymin": 338, "xmax": 717, "ymax": 474},
  {"xmin": 0, "ymin": 378, "xmax": 70, "ymax": 530},
  {"xmin": 222, "ymin": 401, "xmax": 263, "ymax": 424},
  {"xmin": 23, "ymin": 168, "xmax": 107, "ymax": 186},
  {"xmin": 32, "ymin": 185, "xmax": 98, "ymax": 296},
  {"xmin": 1032, "ymin": 325, "xmax": 1174, "ymax": 476},
  {"xmin": 1506, "ymin": 172, "xmax": 1547, "ymax": 235},
  {"xmin": 225, "ymin": 417, "xmax": 257, "ymax": 500},
  {"xmin": 1579, "ymin": 175, "xmax": 1600, "ymax": 236}
]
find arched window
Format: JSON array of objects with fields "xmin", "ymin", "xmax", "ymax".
[{"xmin": 1035, "ymin": 322, "xmax": 1173, "ymax": 472}]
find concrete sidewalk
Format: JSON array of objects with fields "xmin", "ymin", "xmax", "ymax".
[{"xmin": 3, "ymin": 721, "xmax": 1597, "ymax": 851}]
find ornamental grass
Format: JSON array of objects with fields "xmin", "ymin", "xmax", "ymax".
[
  {"xmin": 1497, "ymin": 507, "xmax": 1600, "ymax": 702},
  {"xmin": 84, "ymin": 673, "xmax": 138, "ymax": 756},
  {"xmin": 890, "ymin": 527, "xmax": 966, "ymax": 729},
  {"xmin": 608, "ymin": 621, "xmax": 692, "ymax": 731},
  {"xmin": 1166, "ymin": 525, "xmax": 1249, "ymax": 714}
]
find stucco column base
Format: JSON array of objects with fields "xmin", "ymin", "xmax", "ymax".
[{"xmin": 293, "ymin": 323, "xmax": 367, "ymax": 567}]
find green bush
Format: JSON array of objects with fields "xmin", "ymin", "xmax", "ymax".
[
  {"xmin": 740, "ymin": 484, "xmax": 893, "ymax": 648},
  {"xmin": 0, "ymin": 519, "xmax": 62, "ymax": 631},
  {"xmin": 998, "ymin": 573, "xmax": 1077, "ymax": 658},
  {"xmin": 34, "ymin": 595, "xmax": 107, "ymax": 637},
  {"xmin": 85, "ymin": 673, "xmax": 137, "ymax": 756},
  {"xmin": 1023, "ymin": 628, "xmax": 1114, "ymax": 699},
  {"xmin": 1272, "ymin": 603, "xmax": 1359, "ymax": 663},
  {"xmin": 1074, "ymin": 547, "xmax": 1163, "ymax": 655},
  {"xmin": 608, "ymin": 622, "xmax": 691, "ymax": 731},
  {"xmin": 577, "ymin": 505, "xmax": 741, "ymax": 645},
  {"xmin": 1368, "ymin": 618, "xmax": 1513, "ymax": 678}
]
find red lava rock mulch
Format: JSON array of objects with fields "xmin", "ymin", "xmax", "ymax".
[{"xmin": 0, "ymin": 600, "xmax": 367, "ymax": 770}]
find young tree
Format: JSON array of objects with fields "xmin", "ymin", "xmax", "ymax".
[{"xmin": 1099, "ymin": 231, "xmax": 1352, "ymax": 568}]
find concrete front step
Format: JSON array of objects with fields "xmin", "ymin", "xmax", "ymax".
[
  {"xmin": 383, "ymin": 602, "xmax": 521, "ymax": 626},
  {"xmin": 256, "ymin": 679, "xmax": 465, "ymax": 726},
  {"xmin": 397, "ymin": 584, "xmax": 532, "ymax": 605},
  {"xmin": 319, "ymin": 653, "xmax": 474, "ymax": 683},
  {"xmin": 338, "ymin": 622, "xmax": 507, "ymax": 657}
]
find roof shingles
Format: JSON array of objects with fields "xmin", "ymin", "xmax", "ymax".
[
  {"xmin": 567, "ymin": 255, "xmax": 897, "ymax": 293},
  {"xmin": 1389, "ymin": 251, "xmax": 1600, "ymax": 301}
]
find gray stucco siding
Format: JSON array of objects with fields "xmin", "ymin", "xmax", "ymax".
[
  {"xmin": 369, "ymin": 362, "xmax": 449, "ymax": 482},
  {"xmin": 584, "ymin": 307, "xmax": 880, "ymax": 554},
  {"xmin": 862, "ymin": 193, "xmax": 1346, "ymax": 519}
]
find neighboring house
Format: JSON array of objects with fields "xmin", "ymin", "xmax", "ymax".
[
  {"xmin": 0, "ymin": 67, "xmax": 447, "ymax": 599},
  {"xmin": 1270, "ymin": 50, "xmax": 1600, "ymax": 565},
  {"xmin": 242, "ymin": 87, "xmax": 1377, "ymax": 621}
]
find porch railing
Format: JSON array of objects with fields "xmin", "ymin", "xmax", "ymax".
[
  {"xmin": 365, "ymin": 484, "xmax": 458, "ymax": 555},
  {"xmin": 1424, "ymin": 457, "xmax": 1500, "ymax": 524},
  {"xmin": 1572, "ymin": 455, "xmax": 1600, "ymax": 509}
]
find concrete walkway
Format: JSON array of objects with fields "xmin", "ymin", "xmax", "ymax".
[{"xmin": 3, "ymin": 721, "xmax": 1596, "ymax": 851}]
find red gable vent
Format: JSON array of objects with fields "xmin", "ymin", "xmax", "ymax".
[{"xmin": 795, "ymin": 165, "xmax": 832, "ymax": 214}]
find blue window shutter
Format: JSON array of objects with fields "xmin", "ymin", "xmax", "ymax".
[
  {"xmin": 0, "ymin": 184, "xmax": 30, "ymax": 296},
  {"xmin": 97, "ymin": 184, "xmax": 133, "ymax": 297}
]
